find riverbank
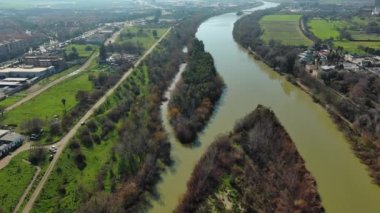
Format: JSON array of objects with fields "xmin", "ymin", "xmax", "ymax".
[
  {"xmin": 233, "ymin": 5, "xmax": 380, "ymax": 186},
  {"xmin": 195, "ymin": 2, "xmax": 380, "ymax": 212}
]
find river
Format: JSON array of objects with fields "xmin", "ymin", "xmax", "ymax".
[{"xmin": 150, "ymin": 2, "xmax": 380, "ymax": 212}]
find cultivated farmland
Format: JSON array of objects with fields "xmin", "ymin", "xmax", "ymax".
[
  {"xmin": 308, "ymin": 19, "xmax": 346, "ymax": 40},
  {"xmin": 260, "ymin": 14, "xmax": 313, "ymax": 46},
  {"xmin": 308, "ymin": 17, "xmax": 380, "ymax": 54}
]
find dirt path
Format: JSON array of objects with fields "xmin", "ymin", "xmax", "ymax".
[
  {"xmin": 22, "ymin": 28, "xmax": 171, "ymax": 213},
  {"xmin": 13, "ymin": 162, "xmax": 41, "ymax": 213},
  {"xmin": 5, "ymin": 52, "xmax": 98, "ymax": 113}
]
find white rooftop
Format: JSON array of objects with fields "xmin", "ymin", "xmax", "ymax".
[
  {"xmin": 0, "ymin": 130, "xmax": 10, "ymax": 138},
  {"xmin": 3, "ymin": 78, "xmax": 28, "ymax": 82},
  {"xmin": 0, "ymin": 67, "xmax": 52, "ymax": 73},
  {"xmin": 0, "ymin": 82, "xmax": 21, "ymax": 86}
]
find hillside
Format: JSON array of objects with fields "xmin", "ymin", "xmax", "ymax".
[{"xmin": 176, "ymin": 106, "xmax": 323, "ymax": 212}]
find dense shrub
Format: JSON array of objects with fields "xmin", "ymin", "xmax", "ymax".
[
  {"xmin": 176, "ymin": 106, "xmax": 323, "ymax": 212},
  {"xmin": 169, "ymin": 39, "xmax": 225, "ymax": 143}
]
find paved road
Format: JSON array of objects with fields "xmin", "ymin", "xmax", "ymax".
[
  {"xmin": 5, "ymin": 52, "xmax": 98, "ymax": 113},
  {"xmin": 22, "ymin": 28, "xmax": 171, "ymax": 213}
]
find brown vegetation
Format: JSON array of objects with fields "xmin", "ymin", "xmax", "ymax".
[{"xmin": 177, "ymin": 106, "xmax": 323, "ymax": 213}]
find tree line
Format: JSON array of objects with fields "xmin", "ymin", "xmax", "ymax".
[
  {"xmin": 176, "ymin": 106, "xmax": 323, "ymax": 212},
  {"xmin": 168, "ymin": 39, "xmax": 225, "ymax": 143}
]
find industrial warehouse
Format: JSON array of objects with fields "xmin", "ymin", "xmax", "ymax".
[{"xmin": 0, "ymin": 130, "xmax": 25, "ymax": 159}]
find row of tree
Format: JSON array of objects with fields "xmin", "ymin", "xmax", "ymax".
[
  {"xmin": 168, "ymin": 39, "xmax": 225, "ymax": 143},
  {"xmin": 176, "ymin": 106, "xmax": 323, "ymax": 212}
]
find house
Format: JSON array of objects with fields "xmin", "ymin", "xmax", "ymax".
[
  {"xmin": 321, "ymin": 65, "xmax": 335, "ymax": 72},
  {"xmin": 343, "ymin": 62, "xmax": 359, "ymax": 72}
]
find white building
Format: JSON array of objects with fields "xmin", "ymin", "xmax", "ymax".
[
  {"xmin": 0, "ymin": 66, "xmax": 55, "ymax": 78},
  {"xmin": 372, "ymin": 7, "xmax": 379, "ymax": 16}
]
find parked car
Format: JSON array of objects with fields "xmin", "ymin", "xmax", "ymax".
[{"xmin": 30, "ymin": 129, "xmax": 44, "ymax": 141}]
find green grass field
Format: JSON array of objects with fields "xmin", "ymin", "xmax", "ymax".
[
  {"xmin": 308, "ymin": 18, "xmax": 380, "ymax": 41},
  {"xmin": 260, "ymin": 15, "xmax": 313, "ymax": 46},
  {"xmin": 33, "ymin": 130, "xmax": 118, "ymax": 212},
  {"xmin": 334, "ymin": 41, "xmax": 380, "ymax": 54},
  {"xmin": 1, "ymin": 72, "xmax": 93, "ymax": 126},
  {"xmin": 65, "ymin": 44, "xmax": 98, "ymax": 58},
  {"xmin": 0, "ymin": 151, "xmax": 36, "ymax": 213},
  {"xmin": 308, "ymin": 18, "xmax": 346, "ymax": 40},
  {"xmin": 117, "ymin": 26, "xmax": 168, "ymax": 50},
  {"xmin": 0, "ymin": 92, "xmax": 27, "ymax": 109},
  {"xmin": 308, "ymin": 18, "xmax": 380, "ymax": 54}
]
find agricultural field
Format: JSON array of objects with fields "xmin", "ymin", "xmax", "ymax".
[
  {"xmin": 308, "ymin": 17, "xmax": 380, "ymax": 41},
  {"xmin": 308, "ymin": 19, "xmax": 346, "ymax": 40},
  {"xmin": 260, "ymin": 14, "xmax": 313, "ymax": 46},
  {"xmin": 334, "ymin": 41, "xmax": 380, "ymax": 54},
  {"xmin": 0, "ymin": 152, "xmax": 36, "ymax": 213},
  {"xmin": 308, "ymin": 17, "xmax": 380, "ymax": 54},
  {"xmin": 116, "ymin": 26, "xmax": 168, "ymax": 50}
]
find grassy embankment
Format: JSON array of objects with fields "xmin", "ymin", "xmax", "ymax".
[
  {"xmin": 0, "ymin": 151, "xmax": 49, "ymax": 213},
  {"xmin": 308, "ymin": 18, "xmax": 380, "ymax": 54},
  {"xmin": 260, "ymin": 14, "xmax": 313, "ymax": 46}
]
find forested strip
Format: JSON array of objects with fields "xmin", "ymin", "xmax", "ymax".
[
  {"xmin": 168, "ymin": 39, "xmax": 225, "ymax": 143},
  {"xmin": 176, "ymin": 105, "xmax": 323, "ymax": 212}
]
